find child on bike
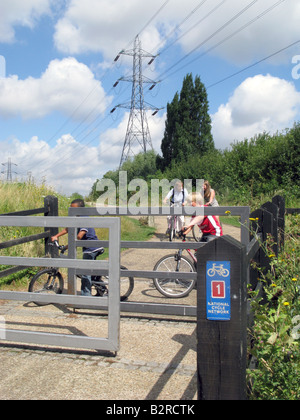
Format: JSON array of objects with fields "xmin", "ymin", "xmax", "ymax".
[
  {"xmin": 163, "ymin": 180, "xmax": 189, "ymax": 235},
  {"xmin": 182, "ymin": 193, "xmax": 223, "ymax": 242},
  {"xmin": 51, "ymin": 198, "xmax": 104, "ymax": 296}
]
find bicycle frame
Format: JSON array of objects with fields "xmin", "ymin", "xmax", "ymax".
[
  {"xmin": 178, "ymin": 234, "xmax": 197, "ymax": 268},
  {"xmin": 51, "ymin": 241, "xmax": 106, "ymax": 287},
  {"xmin": 42, "ymin": 242, "xmax": 134, "ymax": 300},
  {"xmin": 153, "ymin": 233, "xmax": 197, "ymax": 298},
  {"xmin": 168, "ymin": 204, "xmax": 184, "ymax": 241}
]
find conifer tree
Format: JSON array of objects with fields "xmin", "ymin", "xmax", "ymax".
[{"xmin": 158, "ymin": 74, "xmax": 214, "ymax": 170}]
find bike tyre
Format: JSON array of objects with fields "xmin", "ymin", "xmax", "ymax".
[
  {"xmin": 120, "ymin": 265, "xmax": 134, "ymax": 301},
  {"xmin": 28, "ymin": 269, "xmax": 64, "ymax": 306},
  {"xmin": 153, "ymin": 254, "xmax": 196, "ymax": 298},
  {"xmin": 169, "ymin": 218, "xmax": 175, "ymax": 242},
  {"xmin": 192, "ymin": 225, "xmax": 202, "ymax": 242}
]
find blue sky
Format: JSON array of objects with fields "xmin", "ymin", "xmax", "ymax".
[{"xmin": 0, "ymin": 0, "xmax": 300, "ymax": 196}]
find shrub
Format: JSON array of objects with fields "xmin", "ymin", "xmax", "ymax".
[{"xmin": 247, "ymin": 215, "xmax": 300, "ymax": 400}]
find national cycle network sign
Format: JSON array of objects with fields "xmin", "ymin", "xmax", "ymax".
[{"xmin": 206, "ymin": 261, "xmax": 231, "ymax": 321}]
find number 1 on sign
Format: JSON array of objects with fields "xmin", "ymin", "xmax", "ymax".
[{"xmin": 212, "ymin": 281, "xmax": 225, "ymax": 299}]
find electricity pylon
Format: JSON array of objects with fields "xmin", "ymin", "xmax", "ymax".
[
  {"xmin": 1, "ymin": 158, "xmax": 17, "ymax": 182},
  {"xmin": 112, "ymin": 35, "xmax": 162, "ymax": 168}
]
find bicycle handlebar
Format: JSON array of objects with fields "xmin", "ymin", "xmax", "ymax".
[
  {"xmin": 178, "ymin": 230, "xmax": 187, "ymax": 241},
  {"xmin": 50, "ymin": 240, "xmax": 68, "ymax": 254}
]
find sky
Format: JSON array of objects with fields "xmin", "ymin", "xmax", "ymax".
[{"xmin": 0, "ymin": 0, "xmax": 300, "ymax": 196}]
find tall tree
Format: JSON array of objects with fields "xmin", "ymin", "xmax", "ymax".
[{"xmin": 158, "ymin": 74, "xmax": 214, "ymax": 170}]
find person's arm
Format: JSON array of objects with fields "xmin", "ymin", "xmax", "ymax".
[
  {"xmin": 207, "ymin": 189, "xmax": 215, "ymax": 205},
  {"xmin": 163, "ymin": 189, "xmax": 173, "ymax": 205},
  {"xmin": 183, "ymin": 215, "xmax": 204, "ymax": 235},
  {"xmin": 51, "ymin": 228, "xmax": 68, "ymax": 242},
  {"xmin": 77, "ymin": 229, "xmax": 87, "ymax": 240}
]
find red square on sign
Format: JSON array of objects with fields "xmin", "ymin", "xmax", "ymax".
[{"xmin": 211, "ymin": 281, "xmax": 225, "ymax": 299}]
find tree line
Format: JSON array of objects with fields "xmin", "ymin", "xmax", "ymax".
[{"xmin": 89, "ymin": 74, "xmax": 300, "ymax": 207}]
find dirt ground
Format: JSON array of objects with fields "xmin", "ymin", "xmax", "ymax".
[
  {"xmin": 0, "ymin": 216, "xmax": 242, "ymax": 400},
  {"xmin": 119, "ymin": 216, "xmax": 241, "ymax": 307}
]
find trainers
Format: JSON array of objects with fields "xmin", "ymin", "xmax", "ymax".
[{"xmin": 94, "ymin": 286, "xmax": 108, "ymax": 297}]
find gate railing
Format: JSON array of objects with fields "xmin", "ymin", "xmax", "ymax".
[
  {"xmin": 68, "ymin": 205, "xmax": 250, "ymax": 317},
  {"xmin": 0, "ymin": 195, "xmax": 58, "ymax": 279},
  {"xmin": 0, "ymin": 216, "xmax": 121, "ymax": 352}
]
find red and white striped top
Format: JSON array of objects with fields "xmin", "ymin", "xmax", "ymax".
[{"xmin": 195, "ymin": 215, "xmax": 223, "ymax": 237}]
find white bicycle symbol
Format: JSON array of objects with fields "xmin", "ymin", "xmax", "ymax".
[{"xmin": 207, "ymin": 264, "xmax": 230, "ymax": 278}]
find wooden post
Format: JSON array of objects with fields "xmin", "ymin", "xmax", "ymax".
[
  {"xmin": 261, "ymin": 201, "xmax": 279, "ymax": 257},
  {"xmin": 249, "ymin": 208, "xmax": 274, "ymax": 286},
  {"xmin": 44, "ymin": 196, "xmax": 59, "ymax": 257},
  {"xmin": 272, "ymin": 195, "xmax": 285, "ymax": 251},
  {"xmin": 196, "ymin": 236, "xmax": 248, "ymax": 400}
]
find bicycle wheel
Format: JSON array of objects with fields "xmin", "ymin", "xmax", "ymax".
[
  {"xmin": 28, "ymin": 269, "xmax": 64, "ymax": 306},
  {"xmin": 153, "ymin": 254, "xmax": 196, "ymax": 298},
  {"xmin": 94, "ymin": 266, "xmax": 134, "ymax": 301},
  {"xmin": 169, "ymin": 217, "xmax": 175, "ymax": 242},
  {"xmin": 192, "ymin": 225, "xmax": 202, "ymax": 242}
]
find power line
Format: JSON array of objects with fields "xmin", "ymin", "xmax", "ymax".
[
  {"xmin": 157, "ymin": 0, "xmax": 259, "ymax": 80},
  {"xmin": 157, "ymin": 0, "xmax": 227, "ymax": 57},
  {"xmin": 28, "ymin": 1, "xmax": 172, "ymax": 177},
  {"xmin": 39, "ymin": 0, "xmax": 172, "ymax": 176},
  {"xmin": 207, "ymin": 38, "xmax": 300, "ymax": 89},
  {"xmin": 162, "ymin": 0, "xmax": 286, "ymax": 80},
  {"xmin": 151, "ymin": 0, "xmax": 211, "ymax": 55},
  {"xmin": 23, "ymin": 0, "xmax": 295, "ymax": 188}
]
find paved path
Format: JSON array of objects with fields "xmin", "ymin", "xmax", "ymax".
[{"xmin": 0, "ymin": 218, "xmax": 240, "ymax": 400}]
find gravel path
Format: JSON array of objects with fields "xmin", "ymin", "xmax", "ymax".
[
  {"xmin": 0, "ymin": 217, "xmax": 241, "ymax": 401},
  {"xmin": 120, "ymin": 216, "xmax": 240, "ymax": 307}
]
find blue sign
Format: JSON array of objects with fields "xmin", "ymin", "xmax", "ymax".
[{"xmin": 206, "ymin": 261, "xmax": 231, "ymax": 321}]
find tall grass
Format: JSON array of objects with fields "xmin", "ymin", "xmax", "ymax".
[
  {"xmin": 0, "ymin": 181, "xmax": 155, "ymax": 287},
  {"xmin": 0, "ymin": 181, "xmax": 70, "ymax": 287}
]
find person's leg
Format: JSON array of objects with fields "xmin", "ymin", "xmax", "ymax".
[
  {"xmin": 81, "ymin": 253, "xmax": 94, "ymax": 296},
  {"xmin": 177, "ymin": 215, "xmax": 185, "ymax": 232},
  {"xmin": 200, "ymin": 234, "xmax": 216, "ymax": 243}
]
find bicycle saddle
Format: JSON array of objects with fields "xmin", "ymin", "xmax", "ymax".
[{"xmin": 84, "ymin": 247, "xmax": 105, "ymax": 258}]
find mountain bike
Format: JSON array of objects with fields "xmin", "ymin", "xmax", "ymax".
[
  {"xmin": 28, "ymin": 241, "xmax": 134, "ymax": 305},
  {"xmin": 153, "ymin": 233, "xmax": 197, "ymax": 298},
  {"xmin": 167, "ymin": 203, "xmax": 184, "ymax": 242}
]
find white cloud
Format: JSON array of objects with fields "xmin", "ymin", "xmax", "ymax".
[
  {"xmin": 169, "ymin": 0, "xmax": 300, "ymax": 66},
  {"xmin": 0, "ymin": 134, "xmax": 101, "ymax": 195},
  {"xmin": 0, "ymin": 110, "xmax": 165, "ymax": 196},
  {"xmin": 54, "ymin": 0, "xmax": 169, "ymax": 58},
  {"xmin": 211, "ymin": 74, "xmax": 300, "ymax": 149},
  {"xmin": 0, "ymin": 57, "xmax": 112, "ymax": 120},
  {"xmin": 0, "ymin": 0, "xmax": 52, "ymax": 43},
  {"xmin": 53, "ymin": 0, "xmax": 300, "ymax": 65}
]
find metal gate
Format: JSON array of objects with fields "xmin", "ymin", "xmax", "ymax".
[
  {"xmin": 69, "ymin": 205, "xmax": 250, "ymax": 317},
  {"xmin": 0, "ymin": 216, "xmax": 121, "ymax": 352}
]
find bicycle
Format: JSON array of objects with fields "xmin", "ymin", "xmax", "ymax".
[
  {"xmin": 166, "ymin": 203, "xmax": 184, "ymax": 242},
  {"xmin": 28, "ymin": 241, "xmax": 134, "ymax": 305},
  {"xmin": 153, "ymin": 233, "xmax": 197, "ymax": 298}
]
